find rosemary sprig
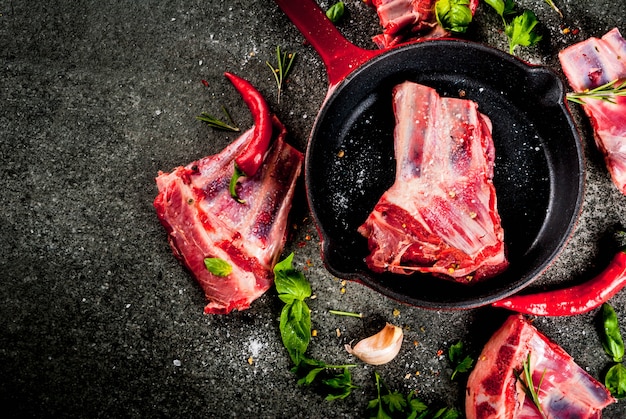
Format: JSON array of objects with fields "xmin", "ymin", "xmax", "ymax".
[
  {"xmin": 544, "ymin": 0, "xmax": 563, "ymax": 18},
  {"xmin": 567, "ymin": 79, "xmax": 626, "ymax": 105},
  {"xmin": 196, "ymin": 106, "xmax": 240, "ymax": 131},
  {"xmin": 266, "ymin": 45, "xmax": 296, "ymax": 104},
  {"xmin": 514, "ymin": 352, "xmax": 547, "ymax": 418}
]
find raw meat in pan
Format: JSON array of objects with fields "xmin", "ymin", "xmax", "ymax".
[
  {"xmin": 358, "ymin": 81, "xmax": 508, "ymax": 282},
  {"xmin": 559, "ymin": 28, "xmax": 626, "ymax": 194},
  {"xmin": 364, "ymin": 0, "xmax": 479, "ymax": 48},
  {"xmin": 154, "ymin": 116, "xmax": 303, "ymax": 314},
  {"xmin": 466, "ymin": 314, "xmax": 615, "ymax": 418}
]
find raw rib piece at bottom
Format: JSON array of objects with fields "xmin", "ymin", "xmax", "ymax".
[{"xmin": 466, "ymin": 315, "xmax": 615, "ymax": 418}]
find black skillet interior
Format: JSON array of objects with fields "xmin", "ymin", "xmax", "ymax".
[{"xmin": 305, "ymin": 40, "xmax": 584, "ymax": 310}]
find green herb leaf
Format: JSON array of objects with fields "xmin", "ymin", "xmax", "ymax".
[
  {"xmin": 448, "ymin": 340, "xmax": 463, "ymax": 362},
  {"xmin": 483, "ymin": 0, "xmax": 516, "ymax": 19},
  {"xmin": 448, "ymin": 340, "xmax": 474, "ymax": 380},
  {"xmin": 274, "ymin": 253, "xmax": 312, "ymax": 304},
  {"xmin": 601, "ymin": 303, "xmax": 625, "ymax": 363},
  {"xmin": 483, "ymin": 0, "xmax": 542, "ymax": 55},
  {"xmin": 368, "ymin": 371, "xmax": 458, "ymax": 419},
  {"xmin": 431, "ymin": 408, "xmax": 461, "ymax": 419},
  {"xmin": 229, "ymin": 163, "xmax": 246, "ymax": 203},
  {"xmin": 274, "ymin": 253, "xmax": 358, "ymax": 400},
  {"xmin": 452, "ymin": 355, "xmax": 474, "ymax": 380},
  {"xmin": 326, "ymin": 2, "xmax": 345, "ymax": 24},
  {"xmin": 266, "ymin": 46, "xmax": 296, "ymax": 104},
  {"xmin": 435, "ymin": 0, "xmax": 473, "ymax": 34},
  {"xmin": 293, "ymin": 358, "xmax": 358, "ymax": 400},
  {"xmin": 279, "ymin": 299, "xmax": 311, "ymax": 365},
  {"xmin": 605, "ymin": 363, "xmax": 626, "ymax": 399},
  {"xmin": 323, "ymin": 367, "xmax": 359, "ymax": 400},
  {"xmin": 297, "ymin": 366, "xmax": 325, "ymax": 386},
  {"xmin": 196, "ymin": 106, "xmax": 240, "ymax": 131},
  {"xmin": 505, "ymin": 10, "xmax": 542, "ymax": 54},
  {"xmin": 203, "ymin": 257, "xmax": 232, "ymax": 276}
]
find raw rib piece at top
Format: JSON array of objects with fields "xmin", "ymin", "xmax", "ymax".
[
  {"xmin": 154, "ymin": 116, "xmax": 303, "ymax": 314},
  {"xmin": 364, "ymin": 0, "xmax": 479, "ymax": 48},
  {"xmin": 358, "ymin": 82, "xmax": 508, "ymax": 282},
  {"xmin": 559, "ymin": 28, "xmax": 626, "ymax": 194}
]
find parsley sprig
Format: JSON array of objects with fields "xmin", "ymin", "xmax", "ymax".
[
  {"xmin": 274, "ymin": 253, "xmax": 358, "ymax": 400},
  {"xmin": 448, "ymin": 340, "xmax": 474, "ymax": 380},
  {"xmin": 566, "ymin": 79, "xmax": 626, "ymax": 105},
  {"xmin": 483, "ymin": 0, "xmax": 542, "ymax": 54},
  {"xmin": 368, "ymin": 372, "xmax": 460, "ymax": 419}
]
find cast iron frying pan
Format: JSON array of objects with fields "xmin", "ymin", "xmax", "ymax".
[{"xmin": 275, "ymin": 0, "xmax": 584, "ymax": 309}]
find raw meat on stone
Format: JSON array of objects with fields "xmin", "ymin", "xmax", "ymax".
[
  {"xmin": 466, "ymin": 314, "xmax": 615, "ymax": 419},
  {"xmin": 559, "ymin": 28, "xmax": 626, "ymax": 194},
  {"xmin": 154, "ymin": 116, "xmax": 303, "ymax": 314},
  {"xmin": 364, "ymin": 0, "xmax": 479, "ymax": 48},
  {"xmin": 358, "ymin": 82, "xmax": 507, "ymax": 282}
]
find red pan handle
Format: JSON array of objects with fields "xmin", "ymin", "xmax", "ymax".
[{"xmin": 274, "ymin": 0, "xmax": 379, "ymax": 89}]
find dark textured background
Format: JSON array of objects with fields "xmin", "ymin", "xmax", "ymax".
[{"xmin": 1, "ymin": 0, "xmax": 625, "ymax": 417}]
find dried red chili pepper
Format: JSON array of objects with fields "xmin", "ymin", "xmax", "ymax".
[
  {"xmin": 492, "ymin": 248, "xmax": 626, "ymax": 316},
  {"xmin": 224, "ymin": 72, "xmax": 273, "ymax": 178}
]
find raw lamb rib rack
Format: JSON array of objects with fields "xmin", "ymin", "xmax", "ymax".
[
  {"xmin": 466, "ymin": 315, "xmax": 615, "ymax": 418},
  {"xmin": 154, "ymin": 116, "xmax": 303, "ymax": 314},
  {"xmin": 559, "ymin": 28, "xmax": 626, "ymax": 194},
  {"xmin": 358, "ymin": 81, "xmax": 508, "ymax": 282}
]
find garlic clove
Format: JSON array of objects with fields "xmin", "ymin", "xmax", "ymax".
[{"xmin": 344, "ymin": 323, "xmax": 403, "ymax": 365}]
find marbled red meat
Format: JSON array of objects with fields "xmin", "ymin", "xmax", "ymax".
[
  {"xmin": 358, "ymin": 82, "xmax": 507, "ymax": 282},
  {"xmin": 364, "ymin": 0, "xmax": 479, "ymax": 48},
  {"xmin": 466, "ymin": 315, "xmax": 615, "ymax": 418},
  {"xmin": 559, "ymin": 28, "xmax": 626, "ymax": 194},
  {"xmin": 154, "ymin": 116, "xmax": 303, "ymax": 314}
]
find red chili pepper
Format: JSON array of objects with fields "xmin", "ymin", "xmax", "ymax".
[
  {"xmin": 224, "ymin": 72, "xmax": 273, "ymax": 178},
  {"xmin": 492, "ymin": 249, "xmax": 626, "ymax": 316}
]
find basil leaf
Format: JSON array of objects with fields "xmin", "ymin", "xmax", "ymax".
[
  {"xmin": 326, "ymin": 2, "xmax": 345, "ymax": 24},
  {"xmin": 274, "ymin": 253, "xmax": 312, "ymax": 302},
  {"xmin": 279, "ymin": 299, "xmax": 311, "ymax": 365},
  {"xmin": 602, "ymin": 303, "xmax": 625, "ymax": 363},
  {"xmin": 435, "ymin": 0, "xmax": 473, "ymax": 34},
  {"xmin": 203, "ymin": 257, "xmax": 232, "ymax": 276},
  {"xmin": 605, "ymin": 363, "xmax": 626, "ymax": 399}
]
